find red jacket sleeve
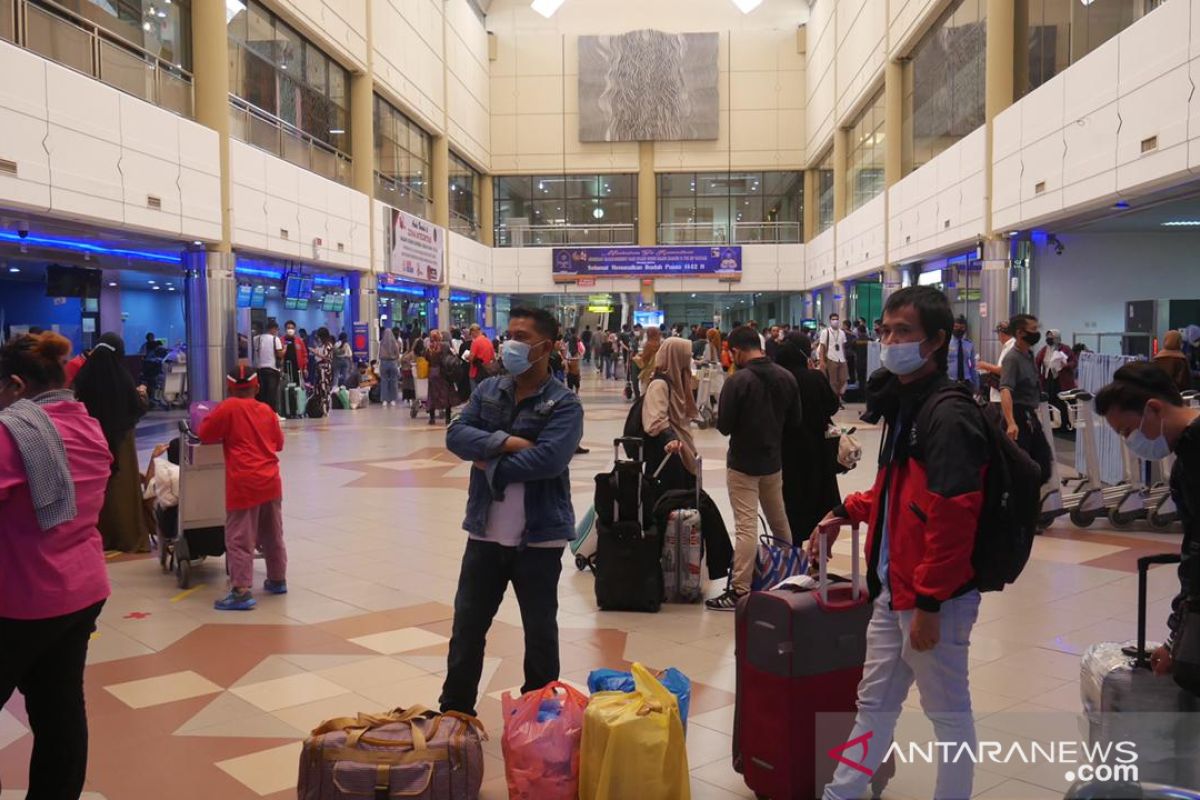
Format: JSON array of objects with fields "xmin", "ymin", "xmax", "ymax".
[
  {"xmin": 197, "ymin": 401, "xmax": 229, "ymax": 445},
  {"xmin": 841, "ymin": 488, "xmax": 875, "ymax": 527},
  {"xmin": 912, "ymin": 402, "xmax": 989, "ymax": 610}
]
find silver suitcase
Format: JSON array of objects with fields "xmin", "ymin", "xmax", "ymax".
[{"xmin": 1081, "ymin": 553, "xmax": 1200, "ymax": 789}]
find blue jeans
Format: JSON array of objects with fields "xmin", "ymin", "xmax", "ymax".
[
  {"xmin": 380, "ymin": 359, "xmax": 400, "ymax": 403},
  {"xmin": 824, "ymin": 590, "xmax": 981, "ymax": 800},
  {"xmin": 333, "ymin": 357, "xmax": 352, "ymax": 388}
]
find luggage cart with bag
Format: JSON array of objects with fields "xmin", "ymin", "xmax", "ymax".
[{"xmin": 161, "ymin": 420, "xmax": 227, "ymax": 589}]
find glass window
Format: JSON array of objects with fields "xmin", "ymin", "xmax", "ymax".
[
  {"xmin": 902, "ymin": 0, "xmax": 987, "ymax": 175},
  {"xmin": 1016, "ymin": 0, "xmax": 1161, "ymax": 98},
  {"xmin": 494, "ymin": 173, "xmax": 638, "ymax": 245},
  {"xmin": 815, "ymin": 153, "xmax": 835, "ymax": 234},
  {"xmin": 846, "ymin": 90, "xmax": 886, "ymax": 214},
  {"xmin": 449, "ymin": 152, "xmax": 482, "ymax": 240},
  {"xmin": 657, "ymin": 172, "xmax": 803, "ymax": 243},
  {"xmin": 227, "ymin": 1, "xmax": 351, "ymax": 154},
  {"xmin": 373, "ymin": 94, "xmax": 434, "ymax": 221}
]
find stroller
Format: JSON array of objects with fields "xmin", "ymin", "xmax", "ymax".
[{"xmin": 159, "ymin": 420, "xmax": 227, "ymax": 589}]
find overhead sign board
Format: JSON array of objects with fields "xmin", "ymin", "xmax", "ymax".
[
  {"xmin": 388, "ymin": 208, "xmax": 444, "ymax": 285},
  {"xmin": 553, "ymin": 246, "xmax": 742, "ymax": 281}
]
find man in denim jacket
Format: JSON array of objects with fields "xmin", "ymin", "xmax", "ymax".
[{"xmin": 439, "ymin": 307, "xmax": 584, "ymax": 716}]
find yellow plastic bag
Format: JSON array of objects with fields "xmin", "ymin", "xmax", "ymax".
[
  {"xmin": 415, "ymin": 356, "xmax": 429, "ymax": 379},
  {"xmin": 579, "ymin": 662, "xmax": 690, "ymax": 800}
]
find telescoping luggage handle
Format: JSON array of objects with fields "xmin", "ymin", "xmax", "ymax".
[
  {"xmin": 1124, "ymin": 552, "xmax": 1182, "ymax": 669},
  {"xmin": 815, "ymin": 523, "xmax": 862, "ymax": 607},
  {"xmin": 613, "ymin": 436, "xmax": 644, "ymax": 533},
  {"xmin": 651, "ymin": 445, "xmax": 702, "ymax": 509}
]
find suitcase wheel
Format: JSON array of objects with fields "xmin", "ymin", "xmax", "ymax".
[{"xmin": 176, "ymin": 559, "xmax": 191, "ymax": 590}]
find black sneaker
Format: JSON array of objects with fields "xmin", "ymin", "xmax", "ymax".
[
  {"xmin": 705, "ymin": 587, "xmax": 745, "ymax": 612},
  {"xmin": 575, "ymin": 446, "xmax": 590, "ymax": 455}
]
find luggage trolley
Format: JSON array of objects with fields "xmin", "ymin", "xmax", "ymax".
[
  {"xmin": 161, "ymin": 421, "xmax": 227, "ymax": 589},
  {"xmin": 694, "ymin": 363, "xmax": 722, "ymax": 430},
  {"xmin": 1046, "ymin": 390, "xmax": 1105, "ymax": 528}
]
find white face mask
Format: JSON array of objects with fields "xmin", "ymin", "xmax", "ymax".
[
  {"xmin": 879, "ymin": 340, "xmax": 928, "ymax": 376},
  {"xmin": 830, "ymin": 320, "xmax": 841, "ymax": 330},
  {"xmin": 1126, "ymin": 408, "xmax": 1171, "ymax": 461}
]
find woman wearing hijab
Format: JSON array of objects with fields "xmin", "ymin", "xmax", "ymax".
[
  {"xmin": 378, "ymin": 327, "xmax": 401, "ymax": 407},
  {"xmin": 74, "ymin": 333, "xmax": 149, "ymax": 552},
  {"xmin": 775, "ymin": 332, "xmax": 840, "ymax": 543},
  {"xmin": 1155, "ymin": 330, "xmax": 1194, "ymax": 392},
  {"xmin": 0, "ymin": 332, "xmax": 113, "ymax": 799},
  {"xmin": 635, "ymin": 326, "xmax": 663, "ymax": 392},
  {"xmin": 426, "ymin": 330, "xmax": 457, "ymax": 425},
  {"xmin": 642, "ymin": 337, "xmax": 699, "ymax": 492}
]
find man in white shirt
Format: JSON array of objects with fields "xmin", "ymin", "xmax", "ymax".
[
  {"xmin": 251, "ymin": 320, "xmax": 284, "ymax": 411},
  {"xmin": 818, "ymin": 313, "xmax": 849, "ymax": 399},
  {"xmin": 978, "ymin": 320, "xmax": 1015, "ymax": 404}
]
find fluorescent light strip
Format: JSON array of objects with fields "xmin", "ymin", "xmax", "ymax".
[
  {"xmin": 530, "ymin": 0, "xmax": 565, "ymax": 17},
  {"xmin": 732, "ymin": 0, "xmax": 763, "ymax": 12},
  {"xmin": 1160, "ymin": 220, "xmax": 1200, "ymax": 227}
]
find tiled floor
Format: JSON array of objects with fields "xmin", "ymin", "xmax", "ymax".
[{"xmin": 0, "ymin": 372, "xmax": 1186, "ymax": 799}]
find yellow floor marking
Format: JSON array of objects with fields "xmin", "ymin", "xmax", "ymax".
[{"xmin": 170, "ymin": 586, "xmax": 204, "ymax": 602}]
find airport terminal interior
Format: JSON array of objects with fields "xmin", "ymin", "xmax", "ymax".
[{"xmin": 1, "ymin": 0, "xmax": 1199, "ymax": 798}]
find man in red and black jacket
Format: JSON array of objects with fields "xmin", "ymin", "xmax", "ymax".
[{"xmin": 813, "ymin": 286, "xmax": 991, "ymax": 800}]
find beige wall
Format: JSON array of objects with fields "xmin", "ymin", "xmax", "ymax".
[
  {"xmin": 372, "ymin": 0, "xmax": 446, "ymax": 134},
  {"xmin": 488, "ymin": 0, "xmax": 807, "ymax": 174},
  {"xmin": 446, "ymin": 0, "xmax": 492, "ymax": 169}
]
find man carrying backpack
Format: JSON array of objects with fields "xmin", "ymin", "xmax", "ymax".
[{"xmin": 812, "ymin": 287, "xmax": 994, "ymax": 800}]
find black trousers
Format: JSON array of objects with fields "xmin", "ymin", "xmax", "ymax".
[
  {"xmin": 439, "ymin": 540, "xmax": 563, "ymax": 716},
  {"xmin": 0, "ymin": 600, "xmax": 104, "ymax": 800},
  {"xmin": 256, "ymin": 367, "xmax": 281, "ymax": 412},
  {"xmin": 1014, "ymin": 403, "xmax": 1053, "ymax": 485}
]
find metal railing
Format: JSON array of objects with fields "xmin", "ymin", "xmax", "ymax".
[
  {"xmin": 374, "ymin": 173, "xmax": 434, "ymax": 220},
  {"xmin": 3, "ymin": 0, "xmax": 193, "ymax": 118},
  {"xmin": 495, "ymin": 224, "xmax": 637, "ymax": 247},
  {"xmin": 733, "ymin": 221, "xmax": 802, "ymax": 243},
  {"xmin": 449, "ymin": 211, "xmax": 481, "ymax": 241},
  {"xmin": 658, "ymin": 221, "xmax": 804, "ymax": 245},
  {"xmin": 229, "ymin": 95, "xmax": 352, "ymax": 186}
]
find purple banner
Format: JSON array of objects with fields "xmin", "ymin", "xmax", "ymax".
[{"xmin": 552, "ymin": 246, "xmax": 742, "ymax": 280}]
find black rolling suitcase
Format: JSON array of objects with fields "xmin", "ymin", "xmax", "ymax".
[{"xmin": 594, "ymin": 437, "xmax": 662, "ymax": 613}]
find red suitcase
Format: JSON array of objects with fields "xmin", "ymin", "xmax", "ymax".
[{"xmin": 734, "ymin": 526, "xmax": 890, "ymax": 800}]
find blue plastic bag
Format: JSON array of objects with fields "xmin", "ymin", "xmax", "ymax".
[{"xmin": 586, "ymin": 667, "xmax": 691, "ymax": 729}]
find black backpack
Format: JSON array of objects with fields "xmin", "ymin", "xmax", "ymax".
[
  {"xmin": 441, "ymin": 351, "xmax": 465, "ymax": 384},
  {"xmin": 916, "ymin": 385, "xmax": 1042, "ymax": 592}
]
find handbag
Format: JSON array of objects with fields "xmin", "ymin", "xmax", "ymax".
[{"xmin": 752, "ymin": 528, "xmax": 808, "ymax": 591}]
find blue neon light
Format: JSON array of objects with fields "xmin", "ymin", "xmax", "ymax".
[
  {"xmin": 235, "ymin": 265, "xmax": 286, "ymax": 280},
  {"xmin": 1030, "ymin": 230, "xmax": 1049, "ymax": 246},
  {"xmin": 313, "ymin": 276, "xmax": 344, "ymax": 289},
  {"xmin": 0, "ymin": 230, "xmax": 182, "ymax": 264},
  {"xmin": 450, "ymin": 293, "xmax": 475, "ymax": 303},
  {"xmin": 378, "ymin": 284, "xmax": 431, "ymax": 298}
]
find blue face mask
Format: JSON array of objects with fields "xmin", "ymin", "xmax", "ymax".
[
  {"xmin": 501, "ymin": 339, "xmax": 545, "ymax": 376},
  {"xmin": 879, "ymin": 340, "xmax": 927, "ymax": 376},
  {"xmin": 1126, "ymin": 408, "xmax": 1171, "ymax": 461}
]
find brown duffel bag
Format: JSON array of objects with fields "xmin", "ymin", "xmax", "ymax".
[{"xmin": 298, "ymin": 706, "xmax": 487, "ymax": 800}]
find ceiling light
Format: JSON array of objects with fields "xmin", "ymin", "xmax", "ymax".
[
  {"xmin": 152, "ymin": 285, "xmax": 161, "ymax": 290},
  {"xmin": 1161, "ymin": 220, "xmax": 1200, "ymax": 227},
  {"xmin": 109, "ymin": 281, "xmax": 118, "ymax": 287},
  {"xmin": 148, "ymin": 279, "xmax": 156, "ymax": 284},
  {"xmin": 592, "ymin": 207, "xmax": 605, "ymax": 219},
  {"xmin": 329, "ymin": 129, "xmax": 345, "ymax": 135},
  {"xmin": 167, "ymin": 286, "xmax": 176, "ymax": 291},
  {"xmin": 7, "ymin": 266, "xmax": 19, "ymax": 273},
  {"xmin": 530, "ymin": 0, "xmax": 566, "ymax": 17},
  {"xmin": 732, "ymin": 0, "xmax": 763, "ymax": 12},
  {"xmin": 192, "ymin": 240, "xmax": 202, "ymax": 245}
]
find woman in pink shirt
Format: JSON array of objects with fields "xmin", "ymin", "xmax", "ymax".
[{"xmin": 0, "ymin": 332, "xmax": 112, "ymax": 799}]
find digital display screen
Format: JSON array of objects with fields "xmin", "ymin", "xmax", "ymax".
[
  {"xmin": 299, "ymin": 277, "xmax": 314, "ymax": 300},
  {"xmin": 285, "ymin": 297, "xmax": 298, "ymax": 310},
  {"xmin": 284, "ymin": 273, "xmax": 302, "ymax": 299},
  {"xmin": 236, "ymin": 284, "xmax": 252, "ymax": 308},
  {"xmin": 250, "ymin": 285, "xmax": 266, "ymax": 309},
  {"xmin": 322, "ymin": 294, "xmax": 345, "ymax": 312}
]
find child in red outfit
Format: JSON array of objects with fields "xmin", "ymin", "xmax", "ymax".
[{"xmin": 197, "ymin": 366, "xmax": 287, "ymax": 611}]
